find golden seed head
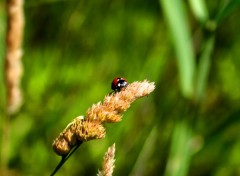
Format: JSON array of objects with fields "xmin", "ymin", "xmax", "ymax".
[
  {"xmin": 75, "ymin": 120, "xmax": 106, "ymax": 141},
  {"xmin": 52, "ymin": 135, "xmax": 71, "ymax": 156},
  {"xmin": 97, "ymin": 143, "xmax": 116, "ymax": 176},
  {"xmin": 62, "ymin": 128, "xmax": 77, "ymax": 147},
  {"xmin": 52, "ymin": 80, "xmax": 155, "ymax": 156},
  {"xmin": 52, "ymin": 116, "xmax": 85, "ymax": 155},
  {"xmin": 86, "ymin": 80, "xmax": 155, "ymax": 123}
]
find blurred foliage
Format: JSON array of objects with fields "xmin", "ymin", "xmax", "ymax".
[{"xmin": 1, "ymin": 0, "xmax": 240, "ymax": 175}]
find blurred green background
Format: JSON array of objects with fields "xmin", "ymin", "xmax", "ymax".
[{"xmin": 1, "ymin": 0, "xmax": 240, "ymax": 175}]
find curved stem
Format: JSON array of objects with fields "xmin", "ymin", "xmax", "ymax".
[{"xmin": 50, "ymin": 141, "xmax": 82, "ymax": 176}]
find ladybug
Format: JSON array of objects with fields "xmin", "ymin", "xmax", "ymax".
[{"xmin": 111, "ymin": 77, "xmax": 128, "ymax": 92}]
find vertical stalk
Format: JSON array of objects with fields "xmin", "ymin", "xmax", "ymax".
[
  {"xmin": 195, "ymin": 35, "xmax": 215, "ymax": 102},
  {"xmin": 1, "ymin": 112, "xmax": 10, "ymax": 175},
  {"xmin": 1, "ymin": 0, "xmax": 24, "ymax": 174}
]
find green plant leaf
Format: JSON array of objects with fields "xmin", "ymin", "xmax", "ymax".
[
  {"xmin": 165, "ymin": 121, "xmax": 192, "ymax": 176},
  {"xmin": 160, "ymin": 0, "xmax": 196, "ymax": 99},
  {"xmin": 188, "ymin": 0, "xmax": 209, "ymax": 23},
  {"xmin": 195, "ymin": 35, "xmax": 215, "ymax": 102}
]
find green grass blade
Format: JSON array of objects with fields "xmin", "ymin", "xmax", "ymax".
[
  {"xmin": 160, "ymin": 0, "xmax": 196, "ymax": 98},
  {"xmin": 195, "ymin": 35, "xmax": 215, "ymax": 102},
  {"xmin": 188, "ymin": 0, "xmax": 209, "ymax": 23},
  {"xmin": 129, "ymin": 127, "xmax": 158, "ymax": 176},
  {"xmin": 165, "ymin": 122, "xmax": 192, "ymax": 176}
]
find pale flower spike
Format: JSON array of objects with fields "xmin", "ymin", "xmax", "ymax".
[
  {"xmin": 53, "ymin": 80, "xmax": 155, "ymax": 156},
  {"xmin": 97, "ymin": 143, "xmax": 116, "ymax": 176}
]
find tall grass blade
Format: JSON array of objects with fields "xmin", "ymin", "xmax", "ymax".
[
  {"xmin": 188, "ymin": 0, "xmax": 209, "ymax": 23},
  {"xmin": 195, "ymin": 35, "xmax": 215, "ymax": 102},
  {"xmin": 165, "ymin": 122, "xmax": 192, "ymax": 176},
  {"xmin": 129, "ymin": 127, "xmax": 158, "ymax": 176},
  {"xmin": 160, "ymin": 0, "xmax": 196, "ymax": 98}
]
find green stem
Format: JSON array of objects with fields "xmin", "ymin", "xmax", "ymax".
[
  {"xmin": 165, "ymin": 121, "xmax": 192, "ymax": 176},
  {"xmin": 195, "ymin": 35, "xmax": 215, "ymax": 102}
]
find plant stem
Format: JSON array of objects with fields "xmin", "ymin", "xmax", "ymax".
[
  {"xmin": 0, "ymin": 113, "xmax": 10, "ymax": 176},
  {"xmin": 50, "ymin": 141, "xmax": 82, "ymax": 176}
]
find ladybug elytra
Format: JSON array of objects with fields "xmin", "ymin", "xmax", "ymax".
[{"xmin": 111, "ymin": 77, "xmax": 128, "ymax": 92}]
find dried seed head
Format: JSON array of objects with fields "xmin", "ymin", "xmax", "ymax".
[
  {"xmin": 52, "ymin": 135, "xmax": 71, "ymax": 156},
  {"xmin": 86, "ymin": 104, "xmax": 122, "ymax": 123},
  {"xmin": 75, "ymin": 120, "xmax": 106, "ymax": 141},
  {"xmin": 97, "ymin": 143, "xmax": 116, "ymax": 176},
  {"xmin": 86, "ymin": 80, "xmax": 155, "ymax": 123},
  {"xmin": 52, "ymin": 80, "xmax": 155, "ymax": 156},
  {"xmin": 62, "ymin": 126, "xmax": 77, "ymax": 147},
  {"xmin": 52, "ymin": 116, "xmax": 84, "ymax": 156},
  {"xmin": 5, "ymin": 0, "xmax": 25, "ymax": 114}
]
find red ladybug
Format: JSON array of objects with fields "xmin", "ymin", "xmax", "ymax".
[{"xmin": 111, "ymin": 77, "xmax": 128, "ymax": 92}]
